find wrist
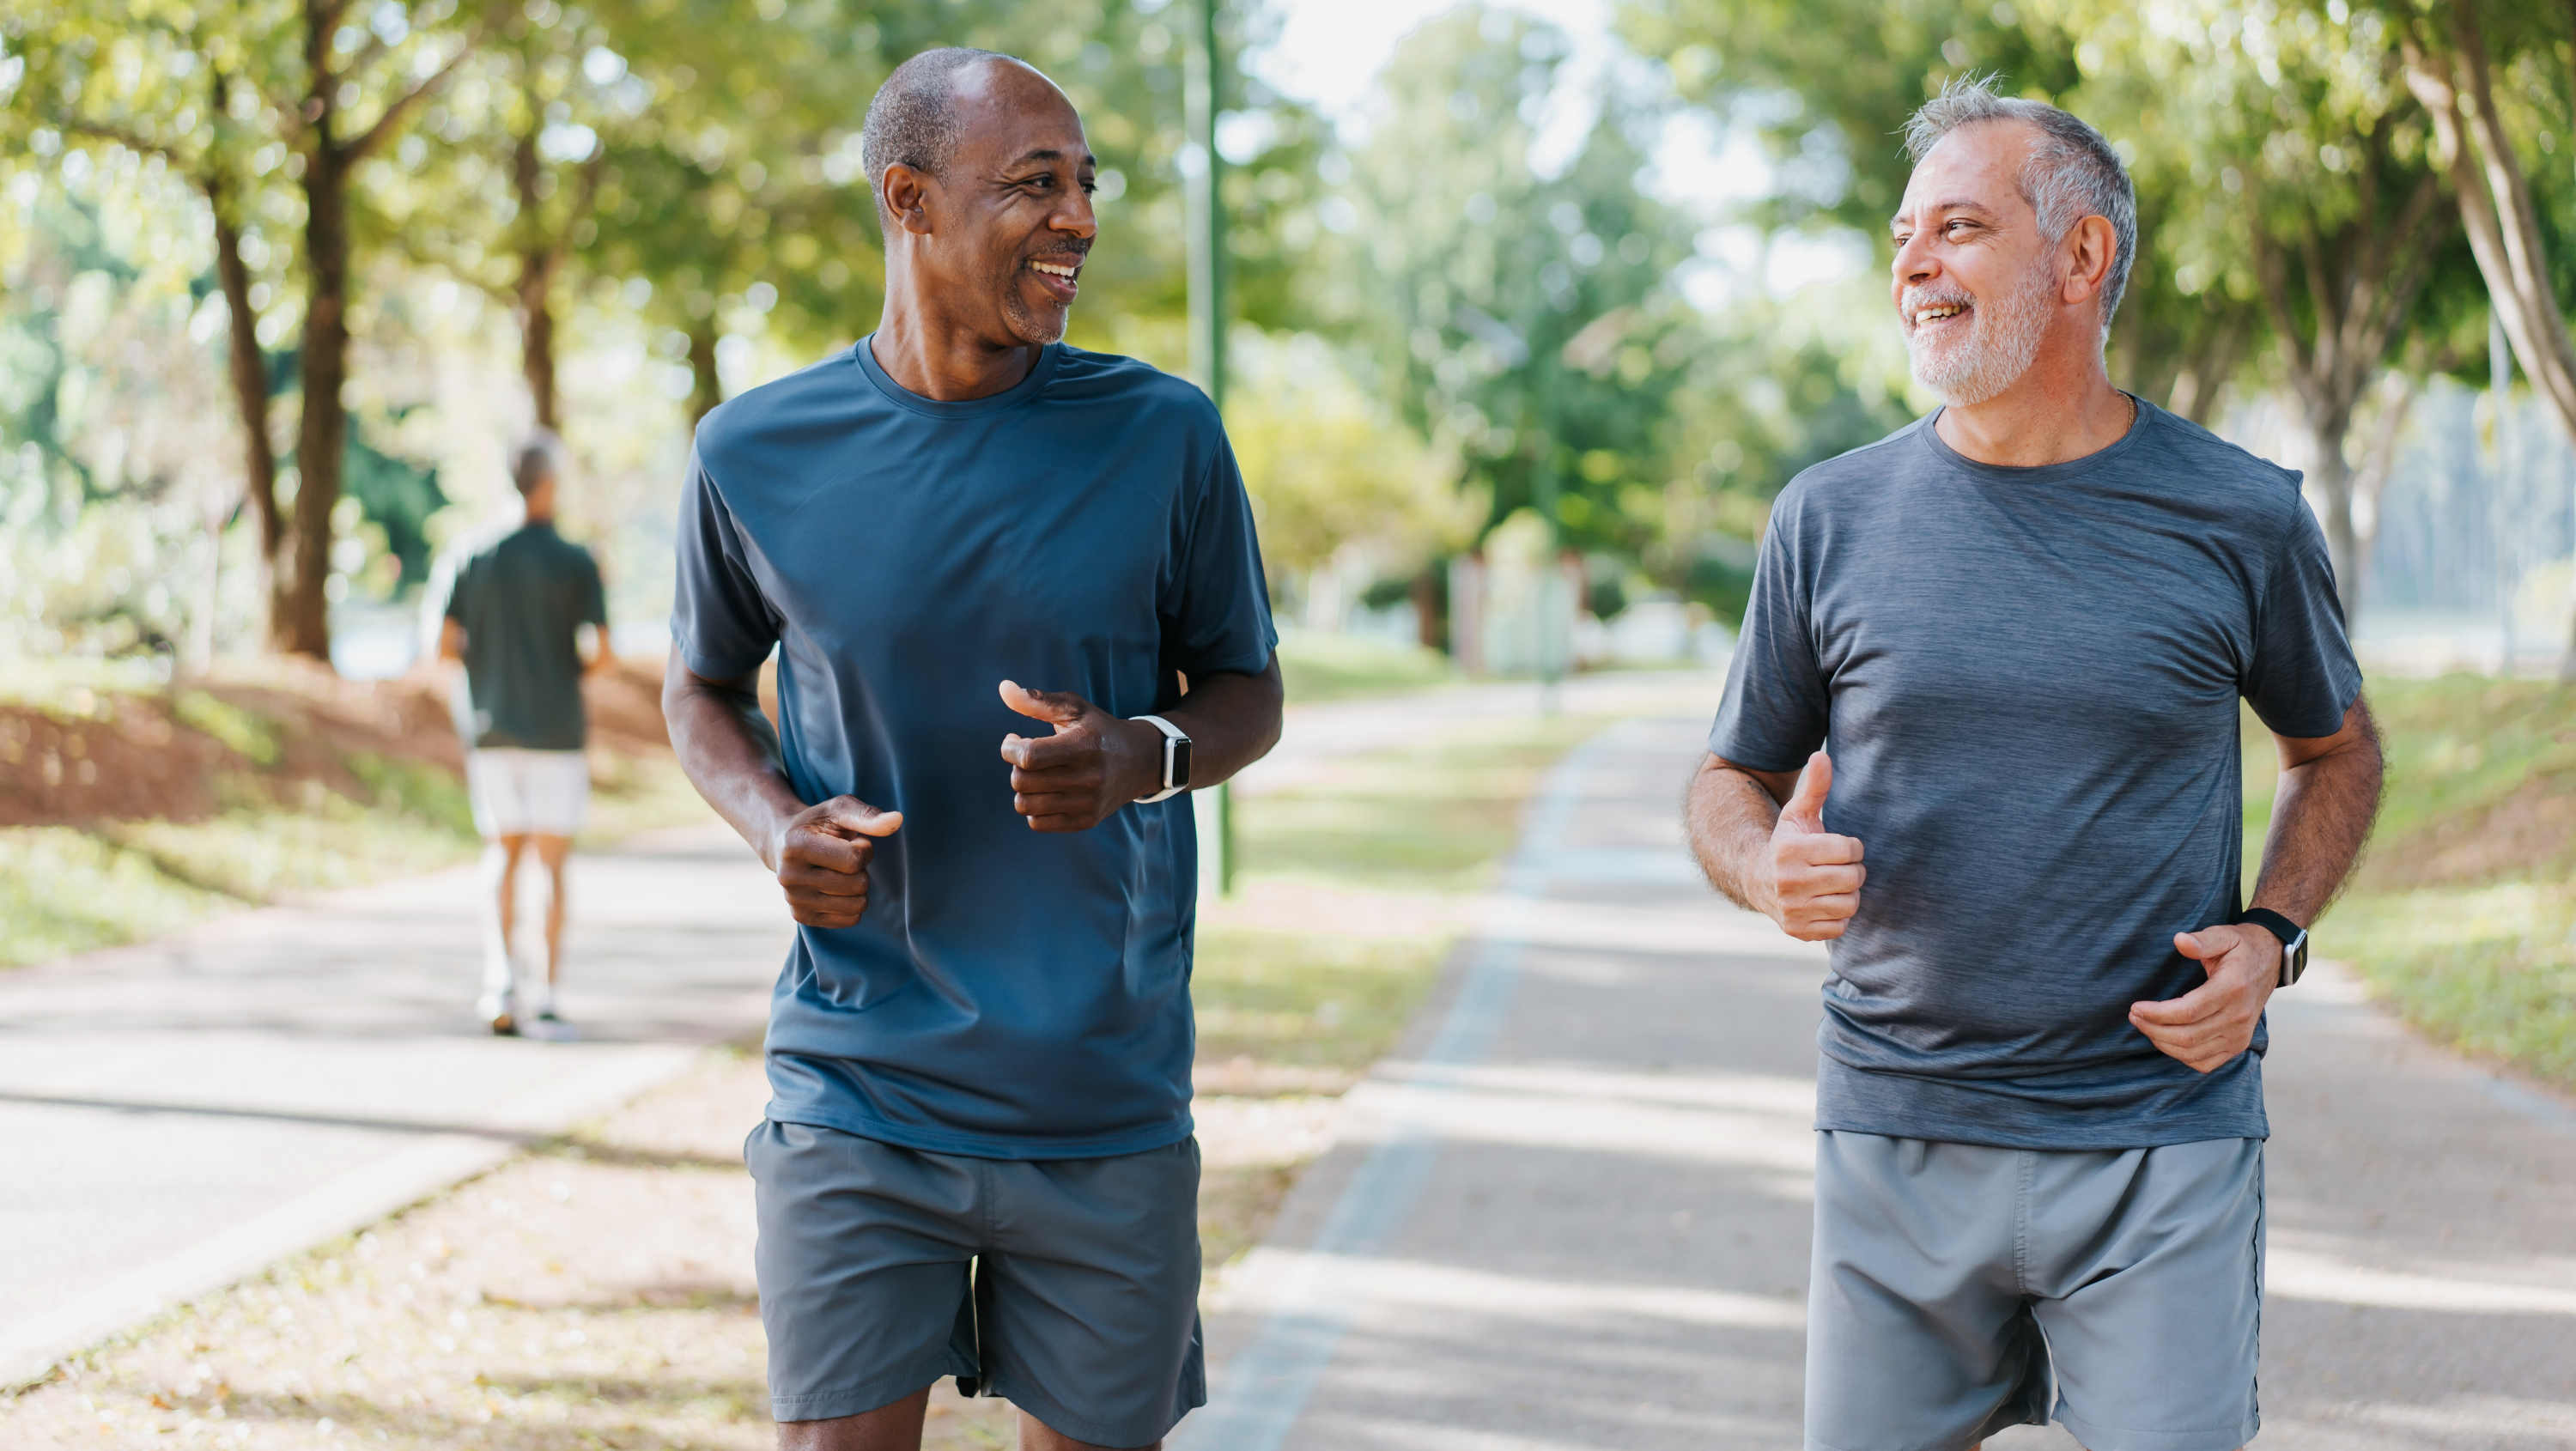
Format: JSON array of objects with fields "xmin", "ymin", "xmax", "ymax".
[
  {"xmin": 754, "ymin": 785, "xmax": 811, "ymax": 872},
  {"xmin": 1126, "ymin": 713, "xmax": 1192, "ymax": 802},
  {"xmin": 2233, "ymin": 907, "xmax": 2309, "ymax": 987}
]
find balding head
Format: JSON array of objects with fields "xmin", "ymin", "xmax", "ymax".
[
  {"xmin": 861, "ymin": 47, "xmax": 1029, "ymax": 227},
  {"xmin": 863, "ymin": 46, "xmax": 1096, "ymax": 360}
]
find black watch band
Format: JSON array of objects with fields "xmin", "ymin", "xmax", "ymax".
[{"xmin": 2233, "ymin": 908, "xmax": 2309, "ymax": 987}]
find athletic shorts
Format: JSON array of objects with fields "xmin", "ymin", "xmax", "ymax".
[
  {"xmin": 465, "ymin": 747, "xmax": 590, "ymax": 838},
  {"xmin": 746, "ymin": 1120, "xmax": 1206, "ymax": 1447},
  {"xmin": 1806, "ymin": 1131, "xmax": 2263, "ymax": 1451}
]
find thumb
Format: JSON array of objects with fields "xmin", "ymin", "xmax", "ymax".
[
  {"xmin": 2173, "ymin": 929, "xmax": 2220, "ymax": 962},
  {"xmin": 999, "ymin": 678, "xmax": 1085, "ymax": 729},
  {"xmin": 1778, "ymin": 750, "xmax": 1832, "ymax": 833},
  {"xmin": 821, "ymin": 799, "xmax": 904, "ymax": 839}
]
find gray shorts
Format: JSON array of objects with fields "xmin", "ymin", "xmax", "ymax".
[
  {"xmin": 1807, "ymin": 1132, "xmax": 2263, "ymax": 1451},
  {"xmin": 746, "ymin": 1120, "xmax": 1205, "ymax": 1446}
]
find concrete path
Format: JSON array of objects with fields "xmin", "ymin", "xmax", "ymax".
[
  {"xmin": 0, "ymin": 671, "xmax": 1711, "ymax": 1393},
  {"xmin": 1187, "ymin": 711, "xmax": 2576, "ymax": 1450},
  {"xmin": 0, "ymin": 823, "xmax": 789, "ymax": 1388}
]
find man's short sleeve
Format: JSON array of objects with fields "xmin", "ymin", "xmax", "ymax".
[
  {"xmin": 671, "ymin": 451, "xmax": 781, "ymax": 679},
  {"xmin": 1159, "ymin": 434, "xmax": 1277, "ymax": 678},
  {"xmin": 2242, "ymin": 498, "xmax": 2362, "ymax": 738},
  {"xmin": 1707, "ymin": 498, "xmax": 1831, "ymax": 773}
]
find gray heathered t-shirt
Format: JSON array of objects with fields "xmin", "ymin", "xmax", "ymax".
[
  {"xmin": 444, "ymin": 522, "xmax": 607, "ymax": 751},
  {"xmin": 1709, "ymin": 399, "xmax": 2361, "ymax": 1150}
]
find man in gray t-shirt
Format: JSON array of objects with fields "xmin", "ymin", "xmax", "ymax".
[{"xmin": 1687, "ymin": 82, "xmax": 2382, "ymax": 1451}]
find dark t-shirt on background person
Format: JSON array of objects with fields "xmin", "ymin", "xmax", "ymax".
[
  {"xmin": 444, "ymin": 522, "xmax": 607, "ymax": 750},
  {"xmin": 671, "ymin": 337, "xmax": 1276, "ymax": 1162},
  {"xmin": 1710, "ymin": 398, "xmax": 2362, "ymax": 1150}
]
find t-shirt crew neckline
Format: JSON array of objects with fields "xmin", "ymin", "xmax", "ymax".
[
  {"xmin": 852, "ymin": 333, "xmax": 1062, "ymax": 419},
  {"xmin": 1918, "ymin": 393, "xmax": 2151, "ymax": 482}
]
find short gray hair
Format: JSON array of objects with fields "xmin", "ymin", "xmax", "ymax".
[
  {"xmin": 860, "ymin": 47, "xmax": 1019, "ymax": 225},
  {"xmin": 1903, "ymin": 75, "xmax": 2136, "ymax": 338},
  {"xmin": 509, "ymin": 428, "xmax": 565, "ymax": 495}
]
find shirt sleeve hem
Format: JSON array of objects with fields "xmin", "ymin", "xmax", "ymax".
[
  {"xmin": 2247, "ymin": 671, "xmax": 2364, "ymax": 743},
  {"xmin": 1176, "ymin": 642, "xmax": 1275, "ymax": 679},
  {"xmin": 678, "ymin": 641, "xmax": 772, "ymax": 682},
  {"xmin": 1704, "ymin": 733, "xmax": 1812, "ymax": 777}
]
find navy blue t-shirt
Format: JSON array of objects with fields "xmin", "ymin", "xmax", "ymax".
[
  {"xmin": 672, "ymin": 339, "xmax": 1275, "ymax": 1159},
  {"xmin": 1710, "ymin": 400, "xmax": 2361, "ymax": 1150}
]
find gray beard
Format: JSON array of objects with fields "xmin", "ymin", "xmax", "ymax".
[
  {"xmin": 997, "ymin": 261, "xmax": 1071, "ymax": 346},
  {"xmin": 1905, "ymin": 258, "xmax": 2056, "ymax": 408}
]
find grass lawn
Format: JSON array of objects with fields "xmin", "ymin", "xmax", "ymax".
[
  {"xmin": 2253, "ymin": 677, "xmax": 2576, "ymax": 1091},
  {"xmin": 1273, "ymin": 627, "xmax": 1456, "ymax": 702},
  {"xmin": 0, "ymin": 660, "xmax": 712, "ymax": 970},
  {"xmin": 1193, "ymin": 710, "xmax": 1617, "ymax": 1073}
]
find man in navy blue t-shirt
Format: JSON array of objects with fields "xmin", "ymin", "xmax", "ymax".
[{"xmin": 662, "ymin": 47, "xmax": 1280, "ymax": 1451}]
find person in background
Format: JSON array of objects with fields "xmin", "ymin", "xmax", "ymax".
[{"xmin": 439, "ymin": 429, "xmax": 614, "ymax": 1037}]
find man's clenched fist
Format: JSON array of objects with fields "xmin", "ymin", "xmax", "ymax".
[
  {"xmin": 2129, "ymin": 925, "xmax": 2281, "ymax": 1072},
  {"xmin": 998, "ymin": 680, "xmax": 1162, "ymax": 832},
  {"xmin": 769, "ymin": 797, "xmax": 902, "ymax": 929},
  {"xmin": 1770, "ymin": 750, "xmax": 1865, "ymax": 941}
]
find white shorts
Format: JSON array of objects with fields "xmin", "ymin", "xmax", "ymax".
[{"xmin": 465, "ymin": 748, "xmax": 591, "ymax": 838}]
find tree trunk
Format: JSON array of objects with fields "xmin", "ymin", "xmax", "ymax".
[
  {"xmin": 687, "ymin": 322, "xmax": 724, "ymax": 426},
  {"xmin": 205, "ymin": 172, "xmax": 283, "ymax": 640},
  {"xmin": 513, "ymin": 130, "xmax": 560, "ymax": 430},
  {"xmin": 2166, "ymin": 310, "xmax": 2250, "ymax": 428},
  {"xmin": 283, "ymin": 91, "xmax": 350, "ymax": 662},
  {"xmin": 2405, "ymin": 10, "xmax": 2576, "ymax": 448},
  {"xmin": 2307, "ymin": 415, "xmax": 2361, "ymax": 626},
  {"xmin": 519, "ymin": 252, "xmax": 560, "ymax": 431}
]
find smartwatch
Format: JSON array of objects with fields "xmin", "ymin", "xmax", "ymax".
[
  {"xmin": 1131, "ymin": 714, "xmax": 1193, "ymax": 804},
  {"xmin": 2234, "ymin": 908, "xmax": 2309, "ymax": 987}
]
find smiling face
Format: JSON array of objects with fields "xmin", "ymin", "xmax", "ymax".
[
  {"xmin": 914, "ymin": 60, "xmax": 1097, "ymax": 347},
  {"xmin": 1888, "ymin": 120, "xmax": 2062, "ymax": 407}
]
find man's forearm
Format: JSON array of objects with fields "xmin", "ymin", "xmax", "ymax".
[
  {"xmin": 1157, "ymin": 659, "xmax": 1284, "ymax": 789},
  {"xmin": 1686, "ymin": 757, "xmax": 1785, "ymax": 916},
  {"xmin": 2252, "ymin": 703, "xmax": 2385, "ymax": 926},
  {"xmin": 664, "ymin": 660, "xmax": 807, "ymax": 870}
]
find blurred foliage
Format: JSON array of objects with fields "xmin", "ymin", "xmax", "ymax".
[
  {"xmin": 2243, "ymin": 677, "xmax": 2576, "ymax": 1091},
  {"xmin": 8, "ymin": 0, "xmax": 2576, "ymax": 664},
  {"xmin": 1334, "ymin": 9, "xmax": 1698, "ymax": 566},
  {"xmin": 1225, "ymin": 330, "xmax": 1474, "ymax": 584}
]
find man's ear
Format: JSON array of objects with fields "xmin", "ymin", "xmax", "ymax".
[
  {"xmin": 880, "ymin": 163, "xmax": 937, "ymax": 237},
  {"xmin": 2060, "ymin": 214, "xmax": 2116, "ymax": 304}
]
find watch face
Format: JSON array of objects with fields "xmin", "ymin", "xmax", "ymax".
[
  {"xmin": 1170, "ymin": 737, "xmax": 1194, "ymax": 791},
  {"xmin": 2287, "ymin": 932, "xmax": 2309, "ymax": 984}
]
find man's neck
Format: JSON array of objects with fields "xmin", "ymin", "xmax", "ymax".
[
  {"xmin": 1933, "ymin": 353, "xmax": 2135, "ymax": 468},
  {"xmin": 870, "ymin": 280, "xmax": 1042, "ymax": 402}
]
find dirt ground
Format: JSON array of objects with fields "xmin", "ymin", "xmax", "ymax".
[
  {"xmin": 0, "ymin": 1048, "xmax": 1346, "ymax": 1451},
  {"xmin": 0, "ymin": 655, "xmax": 675, "ymax": 831}
]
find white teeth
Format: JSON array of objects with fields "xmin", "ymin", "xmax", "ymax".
[
  {"xmin": 1031, "ymin": 260, "xmax": 1077, "ymax": 277},
  {"xmin": 1916, "ymin": 304, "xmax": 1965, "ymax": 323}
]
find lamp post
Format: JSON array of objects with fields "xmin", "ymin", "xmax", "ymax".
[{"xmin": 1186, "ymin": 0, "xmax": 1236, "ymax": 895}]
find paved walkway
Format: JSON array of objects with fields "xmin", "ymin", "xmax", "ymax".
[
  {"xmin": 1186, "ymin": 711, "xmax": 2576, "ymax": 1451},
  {"xmin": 0, "ymin": 673, "xmax": 1698, "ymax": 1392},
  {"xmin": 13, "ymin": 679, "xmax": 2576, "ymax": 1446},
  {"xmin": 0, "ymin": 823, "xmax": 789, "ymax": 1387}
]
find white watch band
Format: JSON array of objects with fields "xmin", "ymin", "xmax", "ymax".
[{"xmin": 1132, "ymin": 713, "xmax": 1188, "ymax": 804}]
